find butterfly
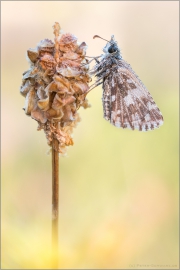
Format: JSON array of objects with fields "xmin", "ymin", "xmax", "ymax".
[{"xmin": 89, "ymin": 35, "xmax": 163, "ymax": 131}]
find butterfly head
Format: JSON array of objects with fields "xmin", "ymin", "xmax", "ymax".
[
  {"xmin": 93, "ymin": 34, "xmax": 121, "ymax": 59},
  {"xmin": 103, "ymin": 35, "xmax": 121, "ymax": 58}
]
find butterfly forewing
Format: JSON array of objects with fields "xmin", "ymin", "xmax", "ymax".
[{"xmin": 103, "ymin": 59, "xmax": 163, "ymax": 131}]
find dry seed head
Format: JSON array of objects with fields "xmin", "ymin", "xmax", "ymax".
[{"xmin": 20, "ymin": 22, "xmax": 91, "ymax": 155}]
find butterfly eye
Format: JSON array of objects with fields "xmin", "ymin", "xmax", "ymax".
[{"xmin": 108, "ymin": 44, "xmax": 117, "ymax": 53}]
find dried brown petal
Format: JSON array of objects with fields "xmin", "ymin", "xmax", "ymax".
[
  {"xmin": 22, "ymin": 69, "xmax": 36, "ymax": 80},
  {"xmin": 24, "ymin": 88, "xmax": 38, "ymax": 115},
  {"xmin": 45, "ymin": 80, "xmax": 69, "ymax": 95},
  {"xmin": 75, "ymin": 42, "xmax": 88, "ymax": 56},
  {"xmin": 20, "ymin": 80, "xmax": 32, "ymax": 97},
  {"xmin": 37, "ymin": 97, "xmax": 50, "ymax": 111},
  {"xmin": 46, "ymin": 108, "xmax": 64, "ymax": 120},
  {"xmin": 59, "ymin": 58, "xmax": 81, "ymax": 68},
  {"xmin": 45, "ymin": 81, "xmax": 59, "ymax": 93},
  {"xmin": 54, "ymin": 74, "xmax": 70, "ymax": 87},
  {"xmin": 81, "ymin": 59, "xmax": 89, "ymax": 71},
  {"xmin": 31, "ymin": 107, "xmax": 47, "ymax": 123},
  {"xmin": 59, "ymin": 33, "xmax": 78, "ymax": 52},
  {"xmin": 59, "ymin": 33, "xmax": 77, "ymax": 45},
  {"xmin": 56, "ymin": 82, "xmax": 70, "ymax": 94},
  {"xmin": 37, "ymin": 39, "xmax": 54, "ymax": 55},
  {"xmin": 64, "ymin": 112, "xmax": 81, "ymax": 131},
  {"xmin": 38, "ymin": 39, "xmax": 54, "ymax": 48},
  {"xmin": 27, "ymin": 48, "xmax": 39, "ymax": 63},
  {"xmin": 56, "ymin": 66, "xmax": 82, "ymax": 78},
  {"xmin": 39, "ymin": 54, "xmax": 56, "ymax": 71},
  {"xmin": 72, "ymin": 81, "xmax": 89, "ymax": 94},
  {"xmin": 37, "ymin": 86, "xmax": 47, "ymax": 99},
  {"xmin": 52, "ymin": 94, "xmax": 76, "ymax": 110},
  {"xmin": 51, "ymin": 93, "xmax": 64, "ymax": 110},
  {"xmin": 62, "ymin": 105, "xmax": 74, "ymax": 122},
  {"xmin": 63, "ymin": 52, "xmax": 80, "ymax": 61},
  {"xmin": 62, "ymin": 95, "xmax": 76, "ymax": 106}
]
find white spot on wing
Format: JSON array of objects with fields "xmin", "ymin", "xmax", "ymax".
[
  {"xmin": 147, "ymin": 102, "xmax": 156, "ymax": 110},
  {"xmin": 145, "ymin": 114, "xmax": 151, "ymax": 121},
  {"xmin": 124, "ymin": 94, "xmax": 134, "ymax": 106},
  {"xmin": 127, "ymin": 79, "xmax": 132, "ymax": 83},
  {"xmin": 111, "ymin": 95, "xmax": 116, "ymax": 102},
  {"xmin": 111, "ymin": 111, "xmax": 116, "ymax": 119}
]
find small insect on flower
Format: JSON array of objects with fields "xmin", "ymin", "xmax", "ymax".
[{"xmin": 89, "ymin": 35, "xmax": 164, "ymax": 131}]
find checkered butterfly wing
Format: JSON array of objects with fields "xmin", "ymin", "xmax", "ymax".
[{"xmin": 103, "ymin": 59, "xmax": 163, "ymax": 131}]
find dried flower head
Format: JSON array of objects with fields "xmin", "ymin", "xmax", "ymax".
[{"xmin": 20, "ymin": 22, "xmax": 91, "ymax": 155}]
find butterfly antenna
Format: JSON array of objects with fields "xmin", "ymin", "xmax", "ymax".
[{"xmin": 93, "ymin": 35, "xmax": 113, "ymax": 44}]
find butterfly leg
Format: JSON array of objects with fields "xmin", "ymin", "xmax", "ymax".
[
  {"xmin": 87, "ymin": 79, "xmax": 103, "ymax": 93},
  {"xmin": 95, "ymin": 58, "xmax": 100, "ymax": 64}
]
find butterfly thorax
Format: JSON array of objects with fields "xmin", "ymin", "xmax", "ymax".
[{"xmin": 93, "ymin": 55, "xmax": 121, "ymax": 80}]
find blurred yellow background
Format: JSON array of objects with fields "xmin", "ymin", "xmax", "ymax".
[{"xmin": 1, "ymin": 1, "xmax": 179, "ymax": 269}]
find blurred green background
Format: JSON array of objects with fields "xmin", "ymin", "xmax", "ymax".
[{"xmin": 1, "ymin": 1, "xmax": 179, "ymax": 269}]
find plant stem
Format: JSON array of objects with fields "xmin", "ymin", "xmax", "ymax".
[{"xmin": 52, "ymin": 123, "xmax": 59, "ymax": 268}]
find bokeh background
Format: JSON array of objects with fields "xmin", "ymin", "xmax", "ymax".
[{"xmin": 1, "ymin": 1, "xmax": 179, "ymax": 269}]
